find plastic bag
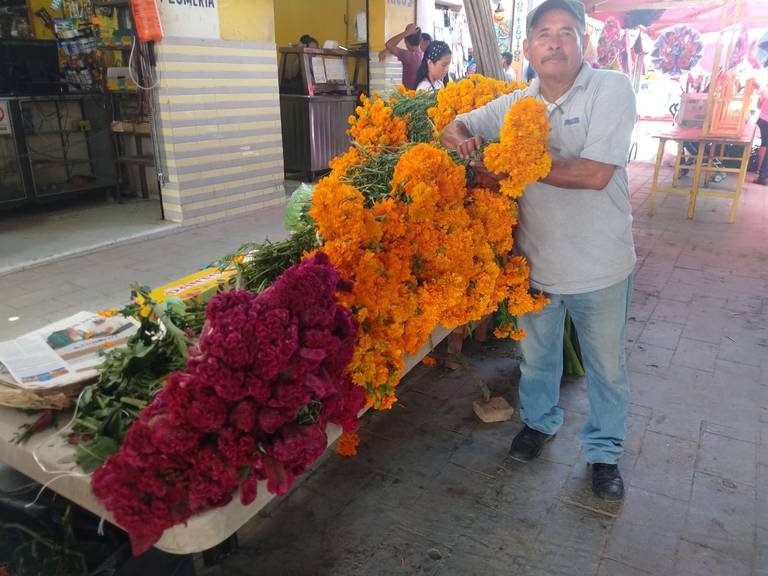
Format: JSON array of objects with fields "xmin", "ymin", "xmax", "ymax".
[{"xmin": 284, "ymin": 183, "xmax": 315, "ymax": 232}]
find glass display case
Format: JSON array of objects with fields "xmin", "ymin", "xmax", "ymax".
[{"xmin": 0, "ymin": 95, "xmax": 116, "ymax": 208}]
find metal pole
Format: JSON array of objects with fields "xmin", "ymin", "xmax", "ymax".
[{"xmin": 463, "ymin": 0, "xmax": 505, "ymax": 80}]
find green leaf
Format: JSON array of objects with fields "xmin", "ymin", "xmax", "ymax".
[{"xmin": 72, "ymin": 436, "xmax": 119, "ymax": 473}]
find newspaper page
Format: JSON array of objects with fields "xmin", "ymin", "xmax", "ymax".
[
  {"xmin": 0, "ymin": 311, "xmax": 138, "ymax": 390},
  {"xmin": 0, "ymin": 335, "xmax": 73, "ymax": 387}
]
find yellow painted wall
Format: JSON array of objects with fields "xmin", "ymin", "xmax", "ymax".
[
  {"xmin": 367, "ymin": 0, "xmax": 416, "ymax": 51},
  {"xmin": 219, "ymin": 0, "xmax": 275, "ymax": 43},
  {"xmin": 347, "ymin": 0, "xmax": 367, "ymax": 44},
  {"xmin": 368, "ymin": 0, "xmax": 385, "ymax": 51},
  {"xmin": 274, "ymin": 0, "xmax": 348, "ymax": 48},
  {"xmin": 384, "ymin": 0, "xmax": 416, "ymax": 46}
]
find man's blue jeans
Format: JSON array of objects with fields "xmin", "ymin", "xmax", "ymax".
[{"xmin": 517, "ymin": 275, "xmax": 632, "ymax": 465}]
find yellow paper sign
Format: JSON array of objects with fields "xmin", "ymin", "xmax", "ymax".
[{"xmin": 150, "ymin": 267, "xmax": 237, "ymax": 304}]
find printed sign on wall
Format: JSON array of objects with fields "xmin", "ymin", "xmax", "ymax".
[
  {"xmin": 158, "ymin": 0, "xmax": 221, "ymax": 40},
  {"xmin": 510, "ymin": 0, "xmax": 526, "ymax": 81}
]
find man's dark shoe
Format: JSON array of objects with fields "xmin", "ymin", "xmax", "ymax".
[
  {"xmin": 757, "ymin": 176, "xmax": 767, "ymax": 186},
  {"xmin": 509, "ymin": 425, "xmax": 555, "ymax": 462},
  {"xmin": 591, "ymin": 463, "xmax": 624, "ymax": 501}
]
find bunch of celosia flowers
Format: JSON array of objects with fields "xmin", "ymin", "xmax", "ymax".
[{"xmin": 92, "ymin": 253, "xmax": 365, "ymax": 555}]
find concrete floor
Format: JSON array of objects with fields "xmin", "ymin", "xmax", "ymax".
[
  {"xmin": 0, "ymin": 197, "xmax": 174, "ymax": 276},
  {"xmin": 1, "ymin": 161, "xmax": 767, "ymax": 575},
  {"xmin": 0, "ymin": 201, "xmax": 289, "ymax": 339}
]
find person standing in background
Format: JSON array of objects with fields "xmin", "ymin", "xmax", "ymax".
[
  {"xmin": 383, "ymin": 23, "xmax": 424, "ymax": 90},
  {"xmin": 299, "ymin": 35, "xmax": 319, "ymax": 49},
  {"xmin": 466, "ymin": 47, "xmax": 478, "ymax": 76},
  {"xmin": 415, "ymin": 41, "xmax": 452, "ymax": 92},
  {"xmin": 420, "ymin": 33, "xmax": 432, "ymax": 53},
  {"xmin": 526, "ymin": 63, "xmax": 537, "ymax": 82},
  {"xmin": 501, "ymin": 51, "xmax": 517, "ymax": 82}
]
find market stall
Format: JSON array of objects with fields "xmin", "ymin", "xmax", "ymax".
[
  {"xmin": 0, "ymin": 324, "xmax": 450, "ymax": 554},
  {"xmin": 272, "ymin": 0, "xmax": 370, "ymax": 180},
  {"xmin": 647, "ymin": 120, "xmax": 755, "ymax": 222},
  {"xmin": 587, "ymin": 0, "xmax": 768, "ymax": 221},
  {"xmin": 278, "ymin": 46, "xmax": 367, "ymax": 180},
  {"xmin": 0, "ymin": 0, "xmax": 160, "ymax": 210},
  {"xmin": 0, "ymin": 75, "xmax": 548, "ymax": 566}
]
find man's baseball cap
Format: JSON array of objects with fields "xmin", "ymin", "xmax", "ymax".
[{"xmin": 526, "ymin": 0, "xmax": 586, "ymax": 36}]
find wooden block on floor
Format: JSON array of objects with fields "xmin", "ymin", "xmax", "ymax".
[{"xmin": 473, "ymin": 397, "xmax": 514, "ymax": 423}]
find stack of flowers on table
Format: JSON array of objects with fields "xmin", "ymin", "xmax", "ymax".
[
  {"xmin": 312, "ymin": 81, "xmax": 549, "ymax": 409},
  {"xmin": 88, "ymin": 76, "xmax": 552, "ymax": 553},
  {"xmin": 92, "ymin": 253, "xmax": 365, "ymax": 554}
]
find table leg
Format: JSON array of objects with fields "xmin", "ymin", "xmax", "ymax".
[
  {"xmin": 672, "ymin": 141, "xmax": 683, "ymax": 188},
  {"xmin": 648, "ymin": 138, "xmax": 665, "ymax": 215},
  {"xmin": 728, "ymin": 141, "xmax": 751, "ymax": 223},
  {"xmin": 703, "ymin": 142, "xmax": 716, "ymax": 187},
  {"xmin": 687, "ymin": 141, "xmax": 706, "ymax": 219}
]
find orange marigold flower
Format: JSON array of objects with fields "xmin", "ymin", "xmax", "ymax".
[
  {"xmin": 421, "ymin": 355, "xmax": 438, "ymax": 367},
  {"xmin": 348, "ymin": 94, "xmax": 408, "ymax": 152},
  {"xmin": 483, "ymin": 97, "xmax": 552, "ymax": 198},
  {"xmin": 428, "ymin": 74, "xmax": 526, "ymax": 133},
  {"xmin": 336, "ymin": 432, "xmax": 360, "ymax": 456},
  {"xmin": 313, "ymin": 84, "xmax": 550, "ymax": 408}
]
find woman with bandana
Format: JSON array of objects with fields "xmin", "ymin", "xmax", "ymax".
[{"xmin": 415, "ymin": 41, "xmax": 452, "ymax": 93}]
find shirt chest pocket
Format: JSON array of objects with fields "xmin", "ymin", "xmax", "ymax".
[{"xmin": 550, "ymin": 112, "xmax": 588, "ymax": 160}]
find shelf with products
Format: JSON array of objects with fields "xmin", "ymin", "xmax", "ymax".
[
  {"xmin": 92, "ymin": 0, "xmax": 130, "ymax": 6},
  {"xmin": 54, "ymin": 18, "xmax": 104, "ymax": 92},
  {"xmin": 98, "ymin": 0, "xmax": 159, "ymax": 202},
  {"xmin": 99, "ymin": 44, "xmax": 132, "ymax": 51}
]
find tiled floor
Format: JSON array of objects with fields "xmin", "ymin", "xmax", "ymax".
[{"xmin": 2, "ymin": 161, "xmax": 767, "ymax": 575}]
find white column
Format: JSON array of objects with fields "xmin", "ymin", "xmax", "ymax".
[{"xmin": 417, "ymin": 0, "xmax": 435, "ymax": 35}]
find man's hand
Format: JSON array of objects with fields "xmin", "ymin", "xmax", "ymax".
[
  {"xmin": 404, "ymin": 23, "xmax": 418, "ymax": 35},
  {"xmin": 470, "ymin": 160, "xmax": 505, "ymax": 190},
  {"xmin": 456, "ymin": 135, "xmax": 483, "ymax": 159}
]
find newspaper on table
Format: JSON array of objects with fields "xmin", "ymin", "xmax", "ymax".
[{"xmin": 0, "ymin": 311, "xmax": 138, "ymax": 390}]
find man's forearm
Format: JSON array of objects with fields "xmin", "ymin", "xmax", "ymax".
[
  {"xmin": 541, "ymin": 158, "xmax": 616, "ymax": 190},
  {"xmin": 385, "ymin": 32, "xmax": 406, "ymax": 52}
]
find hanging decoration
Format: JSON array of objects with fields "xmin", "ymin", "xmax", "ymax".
[
  {"xmin": 756, "ymin": 31, "xmax": 768, "ymax": 69},
  {"xmin": 727, "ymin": 24, "xmax": 749, "ymax": 70},
  {"xmin": 651, "ymin": 25, "xmax": 704, "ymax": 76},
  {"xmin": 596, "ymin": 16, "xmax": 627, "ymax": 71}
]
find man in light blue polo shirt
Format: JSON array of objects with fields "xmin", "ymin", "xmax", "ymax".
[{"xmin": 442, "ymin": 0, "xmax": 636, "ymax": 500}]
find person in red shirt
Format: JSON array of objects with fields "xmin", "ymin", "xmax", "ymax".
[{"xmin": 384, "ymin": 23, "xmax": 424, "ymax": 90}]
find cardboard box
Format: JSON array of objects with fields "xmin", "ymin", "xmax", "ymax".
[{"xmin": 678, "ymin": 93, "xmax": 708, "ymax": 127}]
